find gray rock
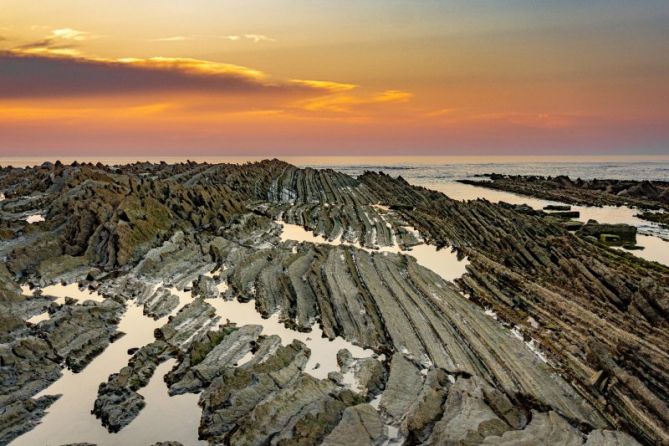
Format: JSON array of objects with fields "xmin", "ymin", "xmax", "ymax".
[
  {"xmin": 353, "ymin": 357, "xmax": 387, "ymax": 397},
  {"xmin": 199, "ymin": 340, "xmax": 310, "ymax": 443},
  {"xmin": 479, "ymin": 411, "xmax": 584, "ymax": 445},
  {"xmin": 585, "ymin": 429, "xmax": 642, "ymax": 446},
  {"xmin": 193, "ymin": 275, "xmax": 219, "ymax": 299},
  {"xmin": 142, "ymin": 286, "xmax": 179, "ymax": 320},
  {"xmin": 401, "ymin": 368, "xmax": 451, "ymax": 442},
  {"xmin": 427, "ymin": 376, "xmax": 512, "ymax": 445},
  {"xmin": 379, "ymin": 354, "xmax": 424, "ymax": 422},
  {"xmin": 321, "ymin": 404, "xmax": 386, "ymax": 446},
  {"xmin": 93, "ymin": 341, "xmax": 172, "ymax": 432},
  {"xmin": 0, "ymin": 395, "xmax": 59, "ymax": 445}
]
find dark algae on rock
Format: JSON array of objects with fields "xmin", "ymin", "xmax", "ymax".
[{"xmin": 1, "ymin": 160, "xmax": 666, "ymax": 445}]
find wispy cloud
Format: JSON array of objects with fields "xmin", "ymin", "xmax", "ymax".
[
  {"xmin": 13, "ymin": 39, "xmax": 81, "ymax": 57},
  {"xmin": 220, "ymin": 34, "xmax": 275, "ymax": 43},
  {"xmin": 299, "ymin": 89, "xmax": 413, "ymax": 113},
  {"xmin": 7, "ymin": 27, "xmax": 98, "ymax": 57},
  {"xmin": 244, "ymin": 34, "xmax": 275, "ymax": 43},
  {"xmin": 150, "ymin": 36, "xmax": 193, "ymax": 42},
  {"xmin": 50, "ymin": 28, "xmax": 95, "ymax": 41}
]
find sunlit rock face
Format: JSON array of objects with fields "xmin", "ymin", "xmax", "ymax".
[{"xmin": 1, "ymin": 160, "xmax": 665, "ymax": 446}]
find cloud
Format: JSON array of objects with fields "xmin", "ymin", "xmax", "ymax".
[
  {"xmin": 299, "ymin": 89, "xmax": 413, "ymax": 113},
  {"xmin": 0, "ymin": 51, "xmax": 347, "ymax": 99},
  {"xmin": 291, "ymin": 79, "xmax": 358, "ymax": 93},
  {"xmin": 7, "ymin": 27, "xmax": 97, "ymax": 57},
  {"xmin": 244, "ymin": 34, "xmax": 275, "ymax": 43},
  {"xmin": 50, "ymin": 28, "xmax": 93, "ymax": 41},
  {"xmin": 220, "ymin": 34, "xmax": 275, "ymax": 43},
  {"xmin": 151, "ymin": 36, "xmax": 193, "ymax": 42},
  {"xmin": 12, "ymin": 38, "xmax": 81, "ymax": 56}
]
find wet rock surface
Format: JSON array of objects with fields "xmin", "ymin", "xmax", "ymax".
[
  {"xmin": 0, "ymin": 160, "xmax": 664, "ymax": 445},
  {"xmin": 361, "ymin": 170, "xmax": 668, "ymax": 445},
  {"xmin": 461, "ymin": 174, "xmax": 669, "ymax": 212},
  {"xmin": 93, "ymin": 340, "xmax": 173, "ymax": 432}
]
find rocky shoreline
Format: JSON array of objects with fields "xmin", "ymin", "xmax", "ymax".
[
  {"xmin": 459, "ymin": 174, "xmax": 669, "ymax": 229},
  {"xmin": 1, "ymin": 160, "xmax": 666, "ymax": 445}
]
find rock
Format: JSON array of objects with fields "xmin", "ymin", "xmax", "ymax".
[
  {"xmin": 32, "ymin": 299, "xmax": 124, "ymax": 372},
  {"xmin": 562, "ymin": 220, "xmax": 584, "ymax": 231},
  {"xmin": 547, "ymin": 210, "xmax": 580, "ymax": 219},
  {"xmin": 321, "ymin": 404, "xmax": 386, "ymax": 446},
  {"xmin": 379, "ymin": 354, "xmax": 424, "ymax": 422},
  {"xmin": 479, "ymin": 411, "xmax": 584, "ymax": 445},
  {"xmin": 544, "ymin": 205, "xmax": 572, "ymax": 211},
  {"xmin": 2, "ymin": 161, "xmax": 662, "ymax": 446},
  {"xmin": 460, "ymin": 174, "xmax": 669, "ymax": 214},
  {"xmin": 401, "ymin": 367, "xmax": 451, "ymax": 442},
  {"xmin": 585, "ymin": 429, "xmax": 643, "ymax": 446},
  {"xmin": 198, "ymin": 340, "xmax": 311, "ymax": 444},
  {"xmin": 193, "ymin": 275, "xmax": 219, "ymax": 299},
  {"xmin": 141, "ymin": 286, "xmax": 179, "ymax": 320},
  {"xmin": 154, "ymin": 298, "xmax": 219, "ymax": 349},
  {"xmin": 58, "ymin": 443, "xmax": 97, "ymax": 446},
  {"xmin": 427, "ymin": 376, "xmax": 512, "ymax": 445},
  {"xmin": 0, "ymin": 395, "xmax": 59, "ymax": 445},
  {"xmin": 337, "ymin": 349, "xmax": 354, "ymax": 372},
  {"xmin": 92, "ymin": 386, "xmax": 145, "ymax": 433},
  {"xmin": 362, "ymin": 170, "xmax": 668, "ymax": 444},
  {"xmin": 93, "ymin": 341, "xmax": 172, "ymax": 432},
  {"xmin": 576, "ymin": 220, "xmax": 637, "ymax": 244},
  {"xmin": 353, "ymin": 357, "xmax": 387, "ymax": 397},
  {"xmin": 227, "ymin": 375, "xmax": 349, "ymax": 446},
  {"xmin": 167, "ymin": 324, "xmax": 261, "ymax": 393},
  {"xmin": 328, "ymin": 371, "xmax": 344, "ymax": 385}
]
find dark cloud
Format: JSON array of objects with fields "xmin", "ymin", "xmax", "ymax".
[
  {"xmin": 0, "ymin": 52, "xmax": 321, "ymax": 98},
  {"xmin": 12, "ymin": 37, "xmax": 75, "ymax": 52}
]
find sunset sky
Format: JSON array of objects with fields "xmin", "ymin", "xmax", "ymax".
[{"xmin": 1, "ymin": 1, "xmax": 668, "ymax": 156}]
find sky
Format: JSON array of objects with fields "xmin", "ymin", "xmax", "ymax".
[{"xmin": 0, "ymin": 0, "xmax": 668, "ymax": 156}]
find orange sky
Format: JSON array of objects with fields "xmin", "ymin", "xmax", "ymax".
[{"xmin": 0, "ymin": 1, "xmax": 668, "ymax": 155}]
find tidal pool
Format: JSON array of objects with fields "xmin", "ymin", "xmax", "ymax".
[
  {"xmin": 422, "ymin": 181, "xmax": 669, "ymax": 266},
  {"xmin": 207, "ymin": 298, "xmax": 375, "ymax": 380},
  {"xmin": 11, "ymin": 270, "xmax": 379, "ymax": 445},
  {"xmin": 11, "ymin": 285, "xmax": 205, "ymax": 446},
  {"xmin": 279, "ymin": 221, "xmax": 469, "ymax": 283}
]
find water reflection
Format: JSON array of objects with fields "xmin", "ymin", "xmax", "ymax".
[
  {"xmin": 11, "ymin": 281, "xmax": 207, "ymax": 446},
  {"xmin": 207, "ymin": 299, "xmax": 375, "ymax": 379},
  {"xmin": 279, "ymin": 222, "xmax": 469, "ymax": 283},
  {"xmin": 421, "ymin": 181, "xmax": 669, "ymax": 267}
]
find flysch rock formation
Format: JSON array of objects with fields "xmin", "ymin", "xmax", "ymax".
[
  {"xmin": 0, "ymin": 159, "xmax": 665, "ymax": 445},
  {"xmin": 460, "ymin": 173, "xmax": 669, "ymax": 230}
]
